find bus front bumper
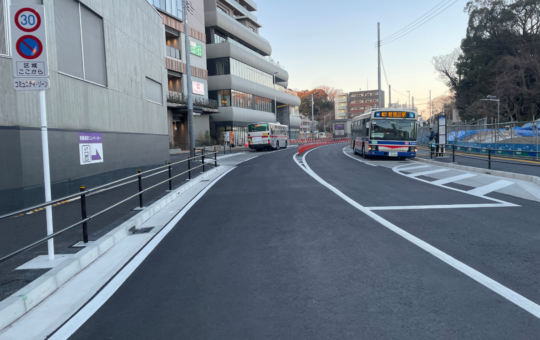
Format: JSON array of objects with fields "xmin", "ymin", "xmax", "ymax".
[{"xmin": 368, "ymin": 151, "xmax": 416, "ymax": 157}]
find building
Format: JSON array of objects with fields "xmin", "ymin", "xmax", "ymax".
[
  {"xmin": 335, "ymin": 93, "xmax": 348, "ymax": 119},
  {"xmin": 203, "ymin": 0, "xmax": 301, "ymax": 144},
  {"xmin": 348, "ymin": 89, "xmax": 385, "ymax": 117},
  {"xmin": 148, "ymin": 0, "xmax": 217, "ymax": 149},
  {"xmin": 0, "ymin": 0, "xmax": 170, "ymax": 213}
]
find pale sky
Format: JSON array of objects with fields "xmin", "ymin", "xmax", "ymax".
[{"xmin": 254, "ymin": 0, "xmax": 470, "ymax": 120}]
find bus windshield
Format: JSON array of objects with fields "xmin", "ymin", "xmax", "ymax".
[
  {"xmin": 371, "ymin": 119, "xmax": 417, "ymax": 140},
  {"xmin": 249, "ymin": 124, "xmax": 268, "ymax": 132}
]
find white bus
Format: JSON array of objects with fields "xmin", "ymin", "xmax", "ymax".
[{"xmin": 248, "ymin": 122, "xmax": 289, "ymax": 151}]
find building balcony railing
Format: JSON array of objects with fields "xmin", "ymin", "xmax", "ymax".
[
  {"xmin": 167, "ymin": 91, "xmax": 219, "ymax": 110},
  {"xmin": 166, "ymin": 46, "xmax": 181, "ymax": 60},
  {"xmin": 274, "ymin": 84, "xmax": 297, "ymax": 97},
  {"xmin": 223, "ymin": 0, "xmax": 258, "ymax": 22},
  {"xmin": 214, "ymin": 35, "xmax": 285, "ymax": 70}
]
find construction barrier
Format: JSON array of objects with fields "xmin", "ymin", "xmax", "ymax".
[{"xmin": 298, "ymin": 138, "xmax": 351, "ymax": 155}]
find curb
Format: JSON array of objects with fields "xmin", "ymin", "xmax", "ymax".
[
  {"xmin": 415, "ymin": 158, "xmax": 540, "ymax": 186},
  {"xmin": 0, "ymin": 166, "xmax": 224, "ymax": 331}
]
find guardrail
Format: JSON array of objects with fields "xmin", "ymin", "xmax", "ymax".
[
  {"xmin": 298, "ymin": 138, "xmax": 350, "ymax": 155},
  {"xmin": 428, "ymin": 143, "xmax": 540, "ymax": 170},
  {"xmin": 0, "ymin": 149, "xmax": 222, "ymax": 264}
]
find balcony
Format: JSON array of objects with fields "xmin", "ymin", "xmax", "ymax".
[
  {"xmin": 166, "ymin": 46, "xmax": 181, "ymax": 60},
  {"xmin": 240, "ymin": 0, "xmax": 257, "ymax": 11},
  {"xmin": 214, "ymin": 34, "xmax": 284, "ymax": 70},
  {"xmin": 167, "ymin": 91, "xmax": 218, "ymax": 110},
  {"xmin": 222, "ymin": 0, "xmax": 259, "ymax": 23},
  {"xmin": 274, "ymin": 84, "xmax": 297, "ymax": 97}
]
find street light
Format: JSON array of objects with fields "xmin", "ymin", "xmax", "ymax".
[{"xmin": 480, "ymin": 95, "xmax": 500, "ymax": 143}]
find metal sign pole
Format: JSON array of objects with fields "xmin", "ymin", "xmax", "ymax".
[{"xmin": 40, "ymin": 90, "xmax": 54, "ymax": 260}]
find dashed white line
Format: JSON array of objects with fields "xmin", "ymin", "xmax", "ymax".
[{"xmin": 295, "ymin": 151, "xmax": 539, "ymax": 320}]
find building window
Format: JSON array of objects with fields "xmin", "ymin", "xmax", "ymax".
[
  {"xmin": 146, "ymin": 77, "xmax": 163, "ymax": 105},
  {"xmin": 149, "ymin": 0, "xmax": 182, "ymax": 19},
  {"xmin": 0, "ymin": 0, "xmax": 8, "ymax": 57},
  {"xmin": 248, "ymin": 27, "xmax": 254, "ymax": 31},
  {"xmin": 55, "ymin": 0, "xmax": 107, "ymax": 86},
  {"xmin": 209, "ymin": 89, "xmax": 274, "ymax": 113},
  {"xmin": 207, "ymin": 57, "xmax": 230, "ymax": 76},
  {"xmin": 230, "ymin": 58, "xmax": 273, "ymax": 88}
]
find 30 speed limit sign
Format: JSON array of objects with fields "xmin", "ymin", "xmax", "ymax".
[{"xmin": 10, "ymin": 5, "xmax": 50, "ymax": 90}]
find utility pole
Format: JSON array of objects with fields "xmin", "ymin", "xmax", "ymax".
[
  {"xmin": 412, "ymin": 96, "xmax": 414, "ymax": 113},
  {"xmin": 388, "ymin": 85, "xmax": 391, "ymax": 108},
  {"xmin": 407, "ymin": 91, "xmax": 410, "ymax": 110},
  {"xmin": 182, "ymin": 0, "xmax": 195, "ymax": 157},
  {"xmin": 377, "ymin": 22, "xmax": 381, "ymax": 108},
  {"xmin": 429, "ymin": 90, "xmax": 432, "ymax": 126},
  {"xmin": 311, "ymin": 93, "xmax": 314, "ymax": 139}
]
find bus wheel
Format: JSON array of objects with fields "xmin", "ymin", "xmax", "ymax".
[
  {"xmin": 275, "ymin": 141, "xmax": 279, "ymax": 150},
  {"xmin": 362, "ymin": 145, "xmax": 368, "ymax": 159},
  {"xmin": 256, "ymin": 149, "xmax": 262, "ymax": 152},
  {"xmin": 284, "ymin": 141, "xmax": 288, "ymax": 149},
  {"xmin": 352, "ymin": 141, "xmax": 356, "ymax": 154}
]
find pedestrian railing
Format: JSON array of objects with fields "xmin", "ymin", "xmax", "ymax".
[
  {"xmin": 0, "ymin": 149, "xmax": 222, "ymax": 264},
  {"xmin": 298, "ymin": 138, "xmax": 351, "ymax": 155},
  {"xmin": 428, "ymin": 143, "xmax": 540, "ymax": 170}
]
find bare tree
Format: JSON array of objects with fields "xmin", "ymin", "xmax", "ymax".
[{"xmin": 432, "ymin": 48, "xmax": 461, "ymax": 88}]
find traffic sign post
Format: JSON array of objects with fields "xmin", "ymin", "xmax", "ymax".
[{"xmin": 11, "ymin": 5, "xmax": 55, "ymax": 260}]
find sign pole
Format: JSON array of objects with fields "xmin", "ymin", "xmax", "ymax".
[{"xmin": 40, "ymin": 90, "xmax": 54, "ymax": 260}]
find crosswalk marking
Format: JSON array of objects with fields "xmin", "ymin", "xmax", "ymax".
[
  {"xmin": 468, "ymin": 180, "xmax": 514, "ymax": 196},
  {"xmin": 399, "ymin": 165, "xmax": 430, "ymax": 172},
  {"xmin": 408, "ymin": 169, "xmax": 450, "ymax": 177},
  {"xmin": 431, "ymin": 173, "xmax": 478, "ymax": 185}
]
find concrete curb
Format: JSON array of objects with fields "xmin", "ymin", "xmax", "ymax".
[
  {"xmin": 415, "ymin": 158, "xmax": 540, "ymax": 186},
  {"xmin": 0, "ymin": 166, "xmax": 224, "ymax": 331}
]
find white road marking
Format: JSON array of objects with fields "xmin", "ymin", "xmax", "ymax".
[
  {"xmin": 367, "ymin": 203, "xmax": 514, "ymax": 210},
  {"xmin": 342, "ymin": 147, "xmax": 377, "ymax": 167},
  {"xmin": 468, "ymin": 180, "xmax": 514, "ymax": 196},
  {"xmin": 399, "ymin": 165, "xmax": 431, "ymax": 172},
  {"xmin": 431, "ymin": 173, "xmax": 478, "ymax": 185},
  {"xmin": 48, "ymin": 168, "xmax": 237, "ymax": 340},
  {"xmin": 392, "ymin": 164, "xmax": 517, "ymax": 206},
  {"xmin": 294, "ymin": 151, "xmax": 539, "ymax": 319},
  {"xmin": 408, "ymin": 169, "xmax": 450, "ymax": 177}
]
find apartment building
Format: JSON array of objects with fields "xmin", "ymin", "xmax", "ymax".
[
  {"xmin": 0, "ymin": 0, "xmax": 169, "ymax": 212},
  {"xmin": 148, "ymin": 0, "xmax": 217, "ymax": 149},
  {"xmin": 335, "ymin": 93, "xmax": 348, "ymax": 119},
  {"xmin": 203, "ymin": 0, "xmax": 301, "ymax": 143},
  {"xmin": 348, "ymin": 89, "xmax": 385, "ymax": 117}
]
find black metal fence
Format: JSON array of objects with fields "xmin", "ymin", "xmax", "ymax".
[
  {"xmin": 429, "ymin": 143, "xmax": 540, "ymax": 170},
  {"xmin": 0, "ymin": 149, "xmax": 221, "ymax": 264}
]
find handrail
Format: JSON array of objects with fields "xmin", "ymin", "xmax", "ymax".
[{"xmin": 0, "ymin": 152, "xmax": 213, "ymax": 221}]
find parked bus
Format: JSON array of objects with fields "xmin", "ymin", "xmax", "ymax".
[
  {"xmin": 350, "ymin": 109, "xmax": 417, "ymax": 159},
  {"xmin": 248, "ymin": 122, "xmax": 289, "ymax": 151}
]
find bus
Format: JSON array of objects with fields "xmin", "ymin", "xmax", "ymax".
[
  {"xmin": 248, "ymin": 122, "xmax": 289, "ymax": 151},
  {"xmin": 350, "ymin": 109, "xmax": 417, "ymax": 159}
]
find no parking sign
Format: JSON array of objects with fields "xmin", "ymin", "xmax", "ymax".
[{"xmin": 10, "ymin": 5, "xmax": 50, "ymax": 91}]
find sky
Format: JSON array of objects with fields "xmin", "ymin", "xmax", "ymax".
[{"xmin": 254, "ymin": 0, "xmax": 470, "ymax": 120}]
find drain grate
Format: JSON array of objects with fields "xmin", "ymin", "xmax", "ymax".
[{"xmin": 131, "ymin": 227, "xmax": 154, "ymax": 235}]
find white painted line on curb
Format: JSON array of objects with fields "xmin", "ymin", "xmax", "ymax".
[
  {"xmin": 294, "ymin": 152, "xmax": 538, "ymax": 319},
  {"xmin": 367, "ymin": 203, "xmax": 515, "ymax": 210},
  {"xmin": 342, "ymin": 147, "xmax": 377, "ymax": 167},
  {"xmin": 431, "ymin": 173, "xmax": 478, "ymax": 185},
  {"xmin": 468, "ymin": 180, "xmax": 514, "ymax": 196},
  {"xmin": 408, "ymin": 169, "xmax": 450, "ymax": 177},
  {"xmin": 48, "ymin": 167, "xmax": 237, "ymax": 340}
]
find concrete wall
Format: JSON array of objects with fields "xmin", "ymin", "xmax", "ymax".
[{"xmin": 0, "ymin": 0, "xmax": 170, "ymax": 213}]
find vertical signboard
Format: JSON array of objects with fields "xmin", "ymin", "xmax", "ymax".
[
  {"xmin": 438, "ymin": 116, "xmax": 446, "ymax": 145},
  {"xmin": 190, "ymin": 41, "xmax": 203, "ymax": 57},
  {"xmin": 334, "ymin": 123, "xmax": 345, "ymax": 136},
  {"xmin": 10, "ymin": 5, "xmax": 50, "ymax": 90},
  {"xmin": 79, "ymin": 133, "xmax": 104, "ymax": 165}
]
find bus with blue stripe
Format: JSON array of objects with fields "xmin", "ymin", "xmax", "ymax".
[{"xmin": 350, "ymin": 108, "xmax": 418, "ymax": 159}]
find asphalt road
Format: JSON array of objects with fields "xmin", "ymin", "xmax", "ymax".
[
  {"xmin": 417, "ymin": 146, "xmax": 540, "ymax": 177},
  {"xmin": 0, "ymin": 149, "xmax": 249, "ymax": 300},
  {"xmin": 57, "ymin": 143, "xmax": 540, "ymax": 339}
]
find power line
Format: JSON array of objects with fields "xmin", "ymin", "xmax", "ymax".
[
  {"xmin": 380, "ymin": 0, "xmax": 453, "ymax": 43},
  {"xmin": 379, "ymin": 0, "xmax": 458, "ymax": 47}
]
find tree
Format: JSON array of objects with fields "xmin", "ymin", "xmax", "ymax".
[
  {"xmin": 296, "ymin": 86, "xmax": 340, "ymax": 131},
  {"xmin": 432, "ymin": 48, "xmax": 462, "ymax": 89}
]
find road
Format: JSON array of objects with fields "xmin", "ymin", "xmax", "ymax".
[{"xmin": 47, "ymin": 144, "xmax": 540, "ymax": 338}]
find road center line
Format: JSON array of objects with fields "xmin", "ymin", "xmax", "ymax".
[
  {"xmin": 48, "ymin": 167, "xmax": 237, "ymax": 340},
  {"xmin": 295, "ymin": 151, "xmax": 538, "ymax": 319}
]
